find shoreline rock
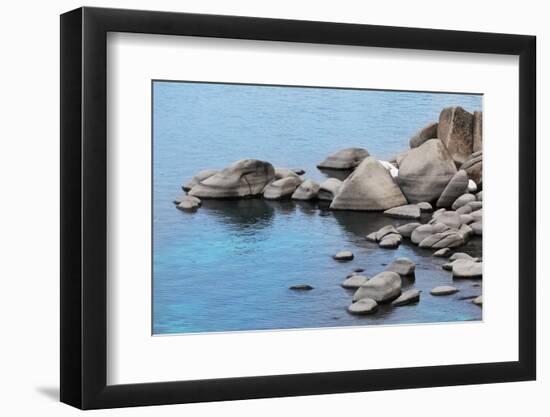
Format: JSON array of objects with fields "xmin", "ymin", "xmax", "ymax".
[{"xmin": 317, "ymin": 148, "xmax": 370, "ymax": 170}]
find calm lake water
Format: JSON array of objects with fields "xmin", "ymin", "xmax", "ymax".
[{"xmin": 152, "ymin": 81, "xmax": 483, "ymax": 335}]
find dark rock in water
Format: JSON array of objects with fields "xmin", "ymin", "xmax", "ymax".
[
  {"xmin": 353, "ymin": 268, "xmax": 365, "ymax": 273},
  {"xmin": 433, "ymin": 248, "xmax": 452, "ymax": 257},
  {"xmin": 379, "ymin": 233, "xmax": 402, "ymax": 249},
  {"xmin": 452, "ymin": 193, "xmax": 476, "ymax": 210},
  {"xmin": 384, "ymin": 204, "xmax": 421, "ymax": 220},
  {"xmin": 437, "ymin": 170, "xmax": 469, "ymax": 208},
  {"xmin": 438, "ymin": 106, "xmax": 474, "ymax": 164},
  {"xmin": 347, "ymin": 298, "xmax": 378, "ymax": 315},
  {"xmin": 430, "ymin": 285, "xmax": 459, "ymax": 296},
  {"xmin": 333, "ymin": 251, "xmax": 354, "ymax": 261},
  {"xmin": 396, "ymin": 222, "xmax": 421, "ymax": 238},
  {"xmin": 317, "ymin": 148, "xmax": 370, "ymax": 170},
  {"xmin": 353, "ymin": 271, "xmax": 402, "ymax": 303},
  {"xmin": 331, "ymin": 157, "xmax": 407, "ymax": 210},
  {"xmin": 386, "ymin": 257, "xmax": 416, "ymax": 276},
  {"xmin": 189, "ymin": 159, "xmax": 275, "ymax": 198},
  {"xmin": 292, "ymin": 168, "xmax": 306, "ymax": 176},
  {"xmin": 409, "ymin": 122, "xmax": 438, "ymax": 148},
  {"xmin": 397, "ymin": 139, "xmax": 457, "ymax": 203},
  {"xmin": 289, "ymin": 284, "xmax": 314, "ymax": 291},
  {"xmin": 263, "ymin": 176, "xmax": 302, "ymax": 200},
  {"xmin": 458, "ymin": 295, "xmax": 478, "ymax": 301},
  {"xmin": 473, "ymin": 111, "xmax": 483, "ymax": 153},
  {"xmin": 391, "ymin": 289, "xmax": 421, "ymax": 306},
  {"xmin": 291, "ymin": 179, "xmax": 320, "ymax": 200},
  {"xmin": 182, "ymin": 169, "xmax": 218, "ymax": 191},
  {"xmin": 462, "ymin": 153, "xmax": 483, "ymax": 188},
  {"xmin": 318, "ymin": 178, "xmax": 342, "ymax": 201}
]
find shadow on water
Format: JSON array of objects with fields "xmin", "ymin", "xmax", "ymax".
[{"xmin": 199, "ymin": 198, "xmax": 275, "ymax": 231}]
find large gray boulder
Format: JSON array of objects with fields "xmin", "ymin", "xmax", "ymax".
[
  {"xmin": 383, "ymin": 204, "xmax": 421, "ymax": 220},
  {"xmin": 438, "ymin": 106, "xmax": 474, "ymax": 164},
  {"xmin": 386, "ymin": 257, "xmax": 415, "ymax": 276},
  {"xmin": 317, "ymin": 148, "xmax": 370, "ymax": 170},
  {"xmin": 189, "ymin": 160, "xmax": 274, "ymax": 198},
  {"xmin": 391, "ymin": 289, "xmax": 421, "ymax": 306},
  {"xmin": 409, "ymin": 122, "xmax": 438, "ymax": 148},
  {"xmin": 353, "ymin": 271, "xmax": 402, "ymax": 303},
  {"xmin": 436, "ymin": 170, "xmax": 469, "ymax": 208},
  {"xmin": 263, "ymin": 176, "xmax": 302, "ymax": 200},
  {"xmin": 318, "ymin": 178, "xmax": 342, "ymax": 201},
  {"xmin": 462, "ymin": 153, "xmax": 482, "ymax": 188},
  {"xmin": 291, "ymin": 179, "xmax": 320, "ymax": 200},
  {"xmin": 397, "ymin": 139, "xmax": 457, "ymax": 203},
  {"xmin": 330, "ymin": 157, "xmax": 407, "ymax": 210},
  {"xmin": 182, "ymin": 169, "xmax": 218, "ymax": 191},
  {"xmin": 347, "ymin": 298, "xmax": 378, "ymax": 315},
  {"xmin": 473, "ymin": 111, "xmax": 483, "ymax": 153}
]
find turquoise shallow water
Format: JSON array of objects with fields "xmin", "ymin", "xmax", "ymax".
[{"xmin": 152, "ymin": 81, "xmax": 483, "ymax": 335}]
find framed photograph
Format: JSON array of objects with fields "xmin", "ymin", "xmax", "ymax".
[{"xmin": 60, "ymin": 6, "xmax": 536, "ymax": 409}]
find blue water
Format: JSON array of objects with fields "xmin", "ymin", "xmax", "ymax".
[{"xmin": 153, "ymin": 81, "xmax": 483, "ymax": 335}]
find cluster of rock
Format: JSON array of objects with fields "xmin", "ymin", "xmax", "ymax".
[{"xmin": 175, "ymin": 106, "xmax": 482, "ymax": 219}]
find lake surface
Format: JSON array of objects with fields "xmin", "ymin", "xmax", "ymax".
[{"xmin": 152, "ymin": 81, "xmax": 483, "ymax": 335}]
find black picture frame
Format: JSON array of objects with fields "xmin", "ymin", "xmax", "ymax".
[{"xmin": 60, "ymin": 6, "xmax": 536, "ymax": 410}]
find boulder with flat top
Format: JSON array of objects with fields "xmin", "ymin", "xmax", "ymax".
[{"xmin": 317, "ymin": 148, "xmax": 370, "ymax": 170}]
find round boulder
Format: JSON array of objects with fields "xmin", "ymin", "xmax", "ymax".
[
  {"xmin": 292, "ymin": 179, "xmax": 320, "ymax": 200},
  {"xmin": 353, "ymin": 271, "xmax": 402, "ymax": 303}
]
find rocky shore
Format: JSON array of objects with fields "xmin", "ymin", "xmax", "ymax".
[{"xmin": 174, "ymin": 105, "xmax": 483, "ymax": 317}]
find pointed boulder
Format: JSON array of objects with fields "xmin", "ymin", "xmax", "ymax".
[
  {"xmin": 397, "ymin": 139, "xmax": 457, "ymax": 204},
  {"xmin": 330, "ymin": 157, "xmax": 407, "ymax": 211}
]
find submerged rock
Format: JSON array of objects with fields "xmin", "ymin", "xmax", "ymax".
[
  {"xmin": 263, "ymin": 176, "xmax": 302, "ymax": 200},
  {"xmin": 348, "ymin": 298, "xmax": 378, "ymax": 315},
  {"xmin": 342, "ymin": 275, "xmax": 369, "ymax": 289},
  {"xmin": 291, "ymin": 179, "xmax": 320, "ymax": 200},
  {"xmin": 438, "ymin": 106, "xmax": 474, "ymax": 164},
  {"xmin": 189, "ymin": 159, "xmax": 275, "ymax": 198},
  {"xmin": 334, "ymin": 251, "xmax": 354, "ymax": 261},
  {"xmin": 175, "ymin": 195, "xmax": 202, "ymax": 211},
  {"xmin": 386, "ymin": 257, "xmax": 415, "ymax": 276},
  {"xmin": 391, "ymin": 289, "xmax": 421, "ymax": 306},
  {"xmin": 289, "ymin": 284, "xmax": 314, "ymax": 291},
  {"xmin": 397, "ymin": 139, "xmax": 457, "ymax": 203},
  {"xmin": 331, "ymin": 157, "xmax": 407, "ymax": 210},
  {"xmin": 436, "ymin": 170, "xmax": 469, "ymax": 208},
  {"xmin": 410, "ymin": 122, "xmax": 438, "ymax": 148},
  {"xmin": 353, "ymin": 271, "xmax": 402, "ymax": 303},
  {"xmin": 317, "ymin": 148, "xmax": 370, "ymax": 170},
  {"xmin": 383, "ymin": 204, "xmax": 421, "ymax": 220},
  {"xmin": 318, "ymin": 178, "xmax": 342, "ymax": 201},
  {"xmin": 430, "ymin": 285, "xmax": 459, "ymax": 296}
]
